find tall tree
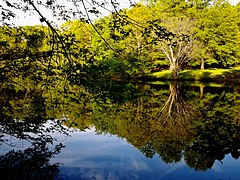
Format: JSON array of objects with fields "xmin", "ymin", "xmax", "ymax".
[
  {"xmin": 195, "ymin": 1, "xmax": 240, "ymax": 69},
  {"xmin": 145, "ymin": 17, "xmax": 198, "ymax": 78}
]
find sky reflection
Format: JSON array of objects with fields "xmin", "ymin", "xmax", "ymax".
[
  {"xmin": 55, "ymin": 128, "xmax": 185, "ymax": 179},
  {"xmin": 53, "ymin": 127, "xmax": 240, "ymax": 180}
]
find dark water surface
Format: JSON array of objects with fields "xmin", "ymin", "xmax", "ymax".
[{"xmin": 1, "ymin": 79, "xmax": 240, "ymax": 179}]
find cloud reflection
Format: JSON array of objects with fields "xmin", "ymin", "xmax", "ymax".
[{"xmin": 55, "ymin": 127, "xmax": 181, "ymax": 179}]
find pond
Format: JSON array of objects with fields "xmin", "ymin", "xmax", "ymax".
[{"xmin": 1, "ymin": 77, "xmax": 240, "ymax": 180}]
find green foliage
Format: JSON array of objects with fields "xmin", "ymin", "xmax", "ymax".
[
  {"xmin": 194, "ymin": 2, "xmax": 240, "ymax": 68},
  {"xmin": 60, "ymin": 20, "xmax": 93, "ymax": 64},
  {"xmin": 185, "ymin": 91, "xmax": 240, "ymax": 171},
  {"xmin": 1, "ymin": 0, "xmax": 240, "ymax": 80}
]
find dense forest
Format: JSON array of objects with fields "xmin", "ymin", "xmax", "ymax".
[{"xmin": 1, "ymin": 0, "xmax": 240, "ymax": 81}]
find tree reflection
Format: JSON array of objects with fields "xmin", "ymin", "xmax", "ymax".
[
  {"xmin": 0, "ymin": 80, "xmax": 69, "ymax": 179},
  {"xmin": 0, "ymin": 142, "xmax": 64, "ymax": 180},
  {"xmin": 89, "ymin": 81, "xmax": 240, "ymax": 171},
  {"xmin": 2, "ymin": 72, "xmax": 240, "ymax": 174},
  {"xmin": 185, "ymin": 91, "xmax": 240, "ymax": 171},
  {"xmin": 158, "ymin": 81, "xmax": 196, "ymax": 126},
  {"xmin": 92, "ymin": 82, "xmax": 194, "ymax": 163},
  {"xmin": 140, "ymin": 82, "xmax": 196, "ymax": 163}
]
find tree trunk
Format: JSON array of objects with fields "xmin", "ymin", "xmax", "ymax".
[
  {"xmin": 200, "ymin": 59, "xmax": 205, "ymax": 70},
  {"xmin": 200, "ymin": 85, "xmax": 204, "ymax": 98},
  {"xmin": 173, "ymin": 70, "xmax": 179, "ymax": 79},
  {"xmin": 170, "ymin": 64, "xmax": 180, "ymax": 79}
]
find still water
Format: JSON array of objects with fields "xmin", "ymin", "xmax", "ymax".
[
  {"xmin": 55, "ymin": 128, "xmax": 240, "ymax": 180},
  {"xmin": 1, "ymin": 79, "xmax": 240, "ymax": 179}
]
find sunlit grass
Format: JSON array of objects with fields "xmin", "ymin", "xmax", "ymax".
[
  {"xmin": 148, "ymin": 70, "xmax": 172, "ymax": 79},
  {"xmin": 147, "ymin": 80, "xmax": 227, "ymax": 87},
  {"xmin": 147, "ymin": 67, "xmax": 240, "ymax": 81}
]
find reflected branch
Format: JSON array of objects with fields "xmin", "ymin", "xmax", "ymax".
[
  {"xmin": 158, "ymin": 81, "xmax": 196, "ymax": 127},
  {"xmin": 0, "ymin": 141, "xmax": 64, "ymax": 179}
]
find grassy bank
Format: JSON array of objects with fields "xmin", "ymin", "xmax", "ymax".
[{"xmin": 143, "ymin": 66, "xmax": 240, "ymax": 83}]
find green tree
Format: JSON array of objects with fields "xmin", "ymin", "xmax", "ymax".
[
  {"xmin": 60, "ymin": 19, "xmax": 95, "ymax": 74},
  {"xmin": 144, "ymin": 16, "xmax": 198, "ymax": 78},
  {"xmin": 195, "ymin": 1, "xmax": 240, "ymax": 69}
]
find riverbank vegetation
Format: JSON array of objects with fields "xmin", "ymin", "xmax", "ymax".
[{"xmin": 1, "ymin": 0, "xmax": 240, "ymax": 82}]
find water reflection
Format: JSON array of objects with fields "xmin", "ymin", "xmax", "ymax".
[
  {"xmin": 158, "ymin": 81, "xmax": 195, "ymax": 122},
  {"xmin": 0, "ymin": 139, "xmax": 64, "ymax": 179},
  {"xmin": 91, "ymin": 80, "xmax": 240, "ymax": 171},
  {"xmin": 185, "ymin": 89, "xmax": 240, "ymax": 171},
  {"xmin": 0, "ymin": 80, "xmax": 69, "ymax": 179},
  {"xmin": 1, "ymin": 76, "xmax": 240, "ymax": 179},
  {"xmin": 55, "ymin": 128, "xmax": 188, "ymax": 180}
]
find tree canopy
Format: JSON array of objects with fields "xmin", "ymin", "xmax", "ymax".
[{"xmin": 1, "ymin": 0, "xmax": 240, "ymax": 78}]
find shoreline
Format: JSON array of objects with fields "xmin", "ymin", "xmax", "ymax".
[{"xmin": 139, "ymin": 68, "xmax": 240, "ymax": 84}]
